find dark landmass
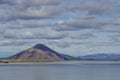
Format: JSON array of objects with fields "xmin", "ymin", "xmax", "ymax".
[
  {"xmin": 78, "ymin": 53, "xmax": 120, "ymax": 61},
  {"xmin": 2, "ymin": 44, "xmax": 76, "ymax": 62},
  {"xmin": 1, "ymin": 44, "xmax": 120, "ymax": 63}
]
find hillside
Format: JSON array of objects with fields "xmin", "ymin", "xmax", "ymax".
[{"xmin": 6, "ymin": 44, "xmax": 75, "ymax": 62}]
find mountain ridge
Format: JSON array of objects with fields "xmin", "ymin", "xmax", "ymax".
[{"xmin": 78, "ymin": 53, "xmax": 120, "ymax": 60}]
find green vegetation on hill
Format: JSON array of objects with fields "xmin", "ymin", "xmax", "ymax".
[{"xmin": 0, "ymin": 59, "xmax": 58, "ymax": 63}]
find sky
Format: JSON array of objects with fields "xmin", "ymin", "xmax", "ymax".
[{"xmin": 0, "ymin": 0, "xmax": 120, "ymax": 57}]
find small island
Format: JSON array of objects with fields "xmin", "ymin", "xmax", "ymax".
[{"xmin": 0, "ymin": 44, "xmax": 76, "ymax": 63}]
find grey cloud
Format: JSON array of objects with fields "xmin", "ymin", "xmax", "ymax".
[
  {"xmin": 4, "ymin": 30, "xmax": 17, "ymax": 38},
  {"xmin": 39, "ymin": 33, "xmax": 68, "ymax": 39},
  {"xmin": 68, "ymin": 0, "xmax": 117, "ymax": 15},
  {"xmin": 95, "ymin": 18, "xmax": 120, "ymax": 33},
  {"xmin": 48, "ymin": 41, "xmax": 71, "ymax": 48},
  {"xmin": 0, "ymin": 0, "xmax": 66, "ymax": 21},
  {"xmin": 0, "ymin": 6, "xmax": 65, "ymax": 21},
  {"xmin": 53, "ymin": 17, "xmax": 120, "ymax": 31},
  {"xmin": 22, "ymin": 29, "xmax": 68, "ymax": 39},
  {"xmin": 72, "ymin": 14, "xmax": 96, "ymax": 20},
  {"xmin": 0, "ymin": 0, "xmax": 63, "ymax": 6},
  {"xmin": 0, "ymin": 28, "xmax": 5, "ymax": 34},
  {"xmin": 3, "ymin": 29, "xmax": 68, "ymax": 40},
  {"xmin": 3, "ymin": 20, "xmax": 52, "ymax": 29},
  {"xmin": 48, "ymin": 39, "xmax": 91, "ymax": 48},
  {"xmin": 0, "ymin": 40, "xmax": 32, "ymax": 46},
  {"xmin": 19, "ymin": 6, "xmax": 66, "ymax": 19},
  {"xmin": 0, "ymin": 0, "xmax": 118, "ymax": 21},
  {"xmin": 97, "ymin": 18, "xmax": 120, "ymax": 25},
  {"xmin": 90, "ymin": 42, "xmax": 120, "ymax": 47},
  {"xmin": 0, "ymin": 0, "xmax": 120, "ymax": 55},
  {"xmin": 99, "ymin": 25, "xmax": 120, "ymax": 33},
  {"xmin": 0, "ymin": 0, "xmax": 16, "ymax": 5},
  {"xmin": 4, "ymin": 31, "xmax": 38, "ymax": 39},
  {"xmin": 109, "ymin": 34, "xmax": 120, "ymax": 43},
  {"xmin": 3, "ymin": 31, "xmax": 35, "ymax": 39},
  {"xmin": 70, "ymin": 33, "xmax": 95, "ymax": 39},
  {"xmin": 20, "ymin": 31, "xmax": 36, "ymax": 39},
  {"xmin": 53, "ymin": 19, "xmax": 101, "ymax": 31}
]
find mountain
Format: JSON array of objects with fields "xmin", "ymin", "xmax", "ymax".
[
  {"xmin": 78, "ymin": 53, "xmax": 120, "ymax": 60},
  {"xmin": 7, "ymin": 44, "xmax": 75, "ymax": 61}
]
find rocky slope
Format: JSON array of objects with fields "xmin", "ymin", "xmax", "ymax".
[{"xmin": 7, "ymin": 44, "xmax": 75, "ymax": 61}]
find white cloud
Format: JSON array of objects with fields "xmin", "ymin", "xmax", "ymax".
[
  {"xmin": 4, "ymin": 30, "xmax": 17, "ymax": 38},
  {"xmin": 0, "ymin": 0, "xmax": 120, "ymax": 56}
]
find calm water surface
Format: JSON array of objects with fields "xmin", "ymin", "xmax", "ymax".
[{"xmin": 0, "ymin": 61, "xmax": 120, "ymax": 80}]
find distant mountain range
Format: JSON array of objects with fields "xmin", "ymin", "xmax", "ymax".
[
  {"xmin": 7, "ymin": 44, "xmax": 75, "ymax": 62},
  {"xmin": 78, "ymin": 53, "xmax": 120, "ymax": 60}
]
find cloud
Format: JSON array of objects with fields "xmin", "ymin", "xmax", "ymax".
[
  {"xmin": 90, "ymin": 42, "xmax": 120, "ymax": 47},
  {"xmin": 0, "ymin": 0, "xmax": 63, "ymax": 6},
  {"xmin": 0, "ymin": 28, "xmax": 5, "ymax": 34},
  {"xmin": 109, "ymin": 34, "xmax": 120, "ymax": 43},
  {"xmin": 0, "ymin": 0, "xmax": 65, "ymax": 21},
  {"xmin": 70, "ymin": 33, "xmax": 95, "ymax": 39},
  {"xmin": 3, "ymin": 20, "xmax": 52, "ymax": 29},
  {"xmin": 0, "ymin": 0, "xmax": 118, "ymax": 22},
  {"xmin": 20, "ymin": 31, "xmax": 35, "ymax": 39},
  {"xmin": 13, "ymin": 6, "xmax": 66, "ymax": 20},
  {"xmin": 53, "ymin": 19, "xmax": 101, "ymax": 31},
  {"xmin": 3, "ymin": 28, "xmax": 68, "ymax": 39},
  {"xmin": 4, "ymin": 30, "xmax": 17, "ymax": 38},
  {"xmin": 48, "ymin": 39, "xmax": 91, "ymax": 48},
  {"xmin": 36, "ymin": 29, "xmax": 68, "ymax": 39},
  {"xmin": 72, "ymin": 14, "xmax": 96, "ymax": 20},
  {"xmin": 0, "ymin": 0, "xmax": 120, "ymax": 55},
  {"xmin": 3, "ymin": 30, "xmax": 36, "ymax": 39},
  {"xmin": 2, "ymin": 17, "xmax": 120, "ymax": 31},
  {"xmin": 68, "ymin": 0, "xmax": 117, "ymax": 15},
  {"xmin": 0, "ymin": 40, "xmax": 32, "ymax": 46},
  {"xmin": 99, "ymin": 25, "xmax": 120, "ymax": 33},
  {"xmin": 53, "ymin": 17, "xmax": 120, "ymax": 31}
]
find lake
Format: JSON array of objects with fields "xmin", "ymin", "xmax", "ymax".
[{"xmin": 0, "ymin": 61, "xmax": 120, "ymax": 80}]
